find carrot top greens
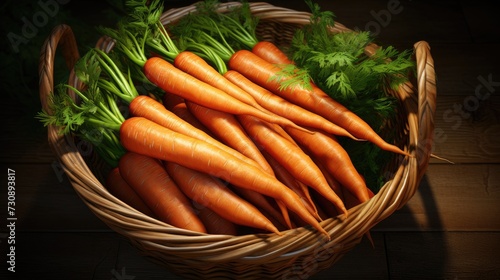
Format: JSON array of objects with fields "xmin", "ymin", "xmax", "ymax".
[
  {"xmin": 285, "ymin": 0, "xmax": 415, "ymax": 189},
  {"xmin": 37, "ymin": 51, "xmax": 126, "ymax": 167}
]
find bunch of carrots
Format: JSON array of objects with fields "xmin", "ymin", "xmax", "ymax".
[{"xmin": 38, "ymin": 0, "xmax": 413, "ymax": 238}]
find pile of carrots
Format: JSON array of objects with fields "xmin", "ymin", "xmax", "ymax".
[{"xmin": 40, "ymin": 0, "xmax": 410, "ymax": 238}]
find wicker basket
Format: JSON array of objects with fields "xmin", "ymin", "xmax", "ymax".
[{"xmin": 39, "ymin": 2, "xmax": 436, "ymax": 279}]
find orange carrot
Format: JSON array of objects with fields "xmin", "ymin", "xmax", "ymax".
[
  {"xmin": 174, "ymin": 51, "xmax": 265, "ymax": 110},
  {"xmin": 342, "ymin": 174, "xmax": 375, "ymax": 210},
  {"xmin": 161, "ymin": 93, "xmax": 209, "ymax": 133},
  {"xmin": 185, "ymin": 100, "xmax": 275, "ymax": 176},
  {"xmin": 144, "ymin": 56, "xmax": 309, "ymax": 134},
  {"xmin": 165, "ymin": 161, "xmax": 280, "ymax": 234},
  {"xmin": 130, "ymin": 95, "xmax": 205, "ymax": 137},
  {"xmin": 119, "ymin": 117, "xmax": 328, "ymax": 237},
  {"xmin": 186, "ymin": 101, "xmax": 292, "ymax": 231},
  {"xmin": 252, "ymin": 41, "xmax": 293, "ymax": 65},
  {"xmin": 176, "ymin": 100, "xmax": 288, "ymax": 228},
  {"xmin": 118, "ymin": 152, "xmax": 207, "ymax": 233},
  {"xmin": 224, "ymin": 69, "xmax": 357, "ymax": 139},
  {"xmin": 238, "ymin": 114, "xmax": 347, "ymax": 217},
  {"xmin": 228, "ymin": 50, "xmax": 411, "ymax": 157},
  {"xmin": 315, "ymin": 161, "xmax": 345, "ymax": 203},
  {"xmin": 196, "ymin": 205, "xmax": 238, "ymax": 235},
  {"xmin": 261, "ymin": 150, "xmax": 319, "ymax": 220},
  {"xmin": 105, "ymin": 167, "xmax": 155, "ymax": 217},
  {"xmin": 130, "ymin": 94, "xmax": 263, "ymax": 172},
  {"xmin": 229, "ymin": 186, "xmax": 290, "ymax": 231},
  {"xmin": 312, "ymin": 188, "xmax": 339, "ymax": 219},
  {"xmin": 285, "ymin": 127, "xmax": 371, "ymax": 204}
]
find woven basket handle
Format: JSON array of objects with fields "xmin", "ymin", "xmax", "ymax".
[
  {"xmin": 39, "ymin": 24, "xmax": 80, "ymax": 115},
  {"xmin": 413, "ymin": 41, "xmax": 437, "ymax": 180}
]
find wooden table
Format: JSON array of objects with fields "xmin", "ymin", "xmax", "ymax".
[{"xmin": 1, "ymin": 0, "xmax": 499, "ymax": 279}]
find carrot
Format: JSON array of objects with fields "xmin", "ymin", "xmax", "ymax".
[
  {"xmin": 224, "ymin": 69, "xmax": 357, "ymax": 140},
  {"xmin": 186, "ymin": 101, "xmax": 292, "ymax": 228},
  {"xmin": 130, "ymin": 94, "xmax": 263, "ymax": 172},
  {"xmin": 229, "ymin": 187, "xmax": 290, "ymax": 231},
  {"xmin": 261, "ymin": 150, "xmax": 319, "ymax": 220},
  {"xmin": 143, "ymin": 56, "xmax": 310, "ymax": 134},
  {"xmin": 161, "ymin": 93, "xmax": 209, "ymax": 133},
  {"xmin": 285, "ymin": 127, "xmax": 371, "ymax": 204},
  {"xmin": 179, "ymin": 101, "xmax": 288, "ymax": 228},
  {"xmin": 174, "ymin": 51, "xmax": 265, "ymax": 110},
  {"xmin": 118, "ymin": 152, "xmax": 207, "ymax": 233},
  {"xmin": 165, "ymin": 161, "xmax": 280, "ymax": 234},
  {"xmin": 196, "ymin": 205, "xmax": 238, "ymax": 235},
  {"xmin": 340, "ymin": 177, "xmax": 376, "ymax": 248},
  {"xmin": 185, "ymin": 100, "xmax": 275, "ymax": 176},
  {"xmin": 252, "ymin": 41, "xmax": 294, "ymax": 65},
  {"xmin": 238, "ymin": 114, "xmax": 347, "ymax": 217},
  {"xmin": 119, "ymin": 116, "xmax": 328, "ymax": 237},
  {"xmin": 105, "ymin": 167, "xmax": 155, "ymax": 217},
  {"xmin": 315, "ymin": 161, "xmax": 345, "ymax": 204},
  {"xmin": 312, "ymin": 188, "xmax": 339, "ymax": 219},
  {"xmin": 228, "ymin": 50, "xmax": 411, "ymax": 157}
]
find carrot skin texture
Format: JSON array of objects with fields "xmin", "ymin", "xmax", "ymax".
[
  {"xmin": 131, "ymin": 94, "xmax": 262, "ymax": 172},
  {"xmin": 196, "ymin": 206, "xmax": 238, "ymax": 235},
  {"xmin": 228, "ymin": 50, "xmax": 410, "ymax": 157},
  {"xmin": 161, "ymin": 93, "xmax": 209, "ymax": 133},
  {"xmin": 261, "ymin": 150, "xmax": 320, "ymax": 220},
  {"xmin": 229, "ymin": 186, "xmax": 290, "ymax": 230},
  {"xmin": 118, "ymin": 152, "xmax": 207, "ymax": 233},
  {"xmin": 105, "ymin": 167, "xmax": 155, "ymax": 217},
  {"xmin": 224, "ymin": 70, "xmax": 356, "ymax": 139},
  {"xmin": 119, "ymin": 117, "xmax": 328, "ymax": 237},
  {"xmin": 186, "ymin": 101, "xmax": 275, "ymax": 176},
  {"xmin": 144, "ymin": 56, "xmax": 308, "ymax": 133},
  {"xmin": 178, "ymin": 101, "xmax": 292, "ymax": 230},
  {"xmin": 175, "ymin": 98, "xmax": 284, "ymax": 228},
  {"xmin": 252, "ymin": 41, "xmax": 294, "ymax": 65},
  {"xmin": 238, "ymin": 114, "xmax": 347, "ymax": 217},
  {"xmin": 165, "ymin": 162, "xmax": 280, "ymax": 234},
  {"xmin": 174, "ymin": 51, "xmax": 264, "ymax": 110},
  {"xmin": 286, "ymin": 127, "xmax": 371, "ymax": 204},
  {"xmin": 130, "ymin": 95, "xmax": 207, "ymax": 138}
]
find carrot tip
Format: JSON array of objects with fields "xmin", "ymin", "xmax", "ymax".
[{"xmin": 339, "ymin": 207, "xmax": 349, "ymax": 220}]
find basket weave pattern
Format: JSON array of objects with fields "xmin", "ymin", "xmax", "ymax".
[{"xmin": 39, "ymin": 2, "xmax": 436, "ymax": 279}]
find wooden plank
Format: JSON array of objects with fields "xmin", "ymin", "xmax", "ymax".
[
  {"xmin": 0, "ymin": 115, "xmax": 57, "ymax": 164},
  {"xmin": 4, "ymin": 94, "xmax": 498, "ymax": 165},
  {"xmin": 374, "ymin": 163, "xmax": 500, "ymax": 231},
  {"xmin": 0, "ymin": 231, "xmax": 386, "ymax": 279},
  {"xmin": 114, "ymin": 232, "xmax": 388, "ymax": 279},
  {"xmin": 427, "ymin": 43, "xmax": 500, "ymax": 97},
  {"xmin": 0, "ymin": 163, "xmax": 110, "ymax": 231},
  {"xmin": 1, "ymin": 114, "xmax": 104, "ymax": 165},
  {"xmin": 0, "ymin": 232, "xmax": 119, "ymax": 280},
  {"xmin": 385, "ymin": 231, "xmax": 500, "ymax": 279},
  {"xmin": 430, "ymin": 95, "xmax": 500, "ymax": 164},
  {"xmin": 3, "ymin": 161, "xmax": 498, "ymax": 233},
  {"xmin": 19, "ymin": 95, "xmax": 500, "ymax": 166},
  {"xmin": 2, "ymin": 231, "xmax": 498, "ymax": 279},
  {"xmin": 310, "ymin": 233, "xmax": 388, "ymax": 279}
]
